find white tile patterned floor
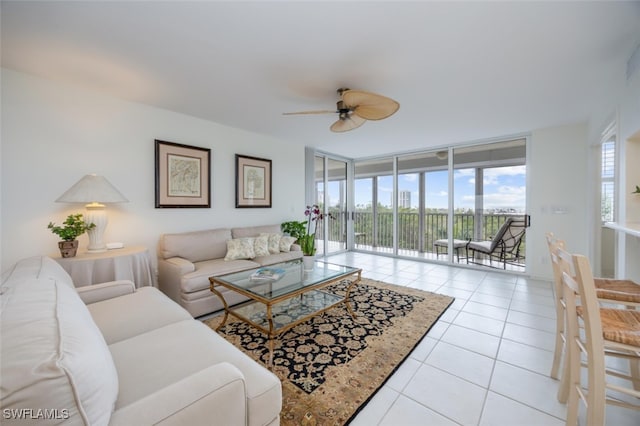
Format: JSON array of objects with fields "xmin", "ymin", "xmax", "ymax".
[{"xmin": 321, "ymin": 251, "xmax": 640, "ymax": 426}]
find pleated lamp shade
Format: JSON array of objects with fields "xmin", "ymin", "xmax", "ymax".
[
  {"xmin": 56, "ymin": 174, "xmax": 128, "ymax": 252},
  {"xmin": 56, "ymin": 174, "xmax": 128, "ymax": 204}
]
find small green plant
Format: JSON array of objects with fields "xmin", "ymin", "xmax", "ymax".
[
  {"xmin": 281, "ymin": 220, "xmax": 307, "ymax": 241},
  {"xmin": 47, "ymin": 213, "xmax": 95, "ymax": 241},
  {"xmin": 633, "ymin": 185, "xmax": 640, "ymax": 194}
]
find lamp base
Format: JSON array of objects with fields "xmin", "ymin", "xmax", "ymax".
[{"xmin": 85, "ymin": 203, "xmax": 108, "ymax": 252}]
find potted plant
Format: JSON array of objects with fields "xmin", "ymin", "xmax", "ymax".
[
  {"xmin": 280, "ymin": 220, "xmax": 307, "ymax": 242},
  {"xmin": 281, "ymin": 219, "xmax": 315, "ymax": 270},
  {"xmin": 47, "ymin": 213, "xmax": 95, "ymax": 258},
  {"xmin": 282, "ymin": 205, "xmax": 333, "ymax": 271}
]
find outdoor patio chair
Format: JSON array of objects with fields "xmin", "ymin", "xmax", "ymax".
[{"xmin": 466, "ymin": 217, "xmax": 527, "ymax": 269}]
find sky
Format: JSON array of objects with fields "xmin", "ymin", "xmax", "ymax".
[{"xmin": 349, "ymin": 165, "xmax": 527, "ymax": 211}]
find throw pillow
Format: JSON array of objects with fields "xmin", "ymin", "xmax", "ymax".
[
  {"xmin": 279, "ymin": 236, "xmax": 297, "ymax": 252},
  {"xmin": 261, "ymin": 233, "xmax": 282, "ymax": 254},
  {"xmin": 253, "ymin": 234, "xmax": 270, "ymax": 257},
  {"xmin": 224, "ymin": 238, "xmax": 255, "ymax": 261}
]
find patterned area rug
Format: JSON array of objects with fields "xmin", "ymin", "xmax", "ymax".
[{"xmin": 204, "ymin": 278, "xmax": 454, "ymax": 426}]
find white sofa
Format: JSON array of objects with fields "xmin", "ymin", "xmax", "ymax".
[
  {"xmin": 0, "ymin": 256, "xmax": 281, "ymax": 426},
  {"xmin": 158, "ymin": 224, "xmax": 303, "ymax": 318}
]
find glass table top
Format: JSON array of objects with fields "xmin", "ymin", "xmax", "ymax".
[{"xmin": 211, "ymin": 259, "xmax": 360, "ymax": 301}]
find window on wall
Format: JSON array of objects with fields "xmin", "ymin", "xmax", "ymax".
[
  {"xmin": 314, "ymin": 155, "xmax": 325, "ymax": 255},
  {"xmin": 397, "ymin": 151, "xmax": 449, "ymax": 257},
  {"xmin": 352, "ymin": 139, "xmax": 527, "ymax": 269},
  {"xmin": 353, "ymin": 158, "xmax": 394, "ymax": 253},
  {"xmin": 601, "ymin": 137, "xmax": 616, "ymax": 222}
]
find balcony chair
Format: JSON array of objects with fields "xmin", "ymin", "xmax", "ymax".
[
  {"xmin": 466, "ymin": 217, "xmax": 527, "ymax": 269},
  {"xmin": 558, "ymin": 248, "xmax": 640, "ymax": 425},
  {"xmin": 545, "ymin": 232, "xmax": 640, "ymax": 404}
]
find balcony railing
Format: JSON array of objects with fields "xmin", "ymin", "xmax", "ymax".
[{"xmin": 321, "ymin": 211, "xmax": 526, "ymax": 257}]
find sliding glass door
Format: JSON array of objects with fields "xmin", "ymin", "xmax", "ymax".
[
  {"xmin": 313, "ymin": 154, "xmax": 349, "ymax": 256},
  {"xmin": 396, "ymin": 152, "xmax": 450, "ymax": 259},
  {"xmin": 349, "ymin": 138, "xmax": 528, "ymax": 270},
  {"xmin": 326, "ymin": 158, "xmax": 347, "ymax": 254},
  {"xmin": 453, "ymin": 140, "xmax": 527, "ymax": 270},
  {"xmin": 353, "ymin": 158, "xmax": 394, "ymax": 253}
]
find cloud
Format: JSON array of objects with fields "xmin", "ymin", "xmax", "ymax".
[
  {"xmin": 454, "ymin": 169, "xmax": 475, "ymax": 179},
  {"xmin": 483, "ymin": 185, "xmax": 526, "ymax": 209},
  {"xmin": 484, "ymin": 166, "xmax": 526, "ymax": 185},
  {"xmin": 459, "ymin": 185, "xmax": 526, "ymax": 209},
  {"xmin": 455, "ymin": 165, "xmax": 526, "ymax": 187}
]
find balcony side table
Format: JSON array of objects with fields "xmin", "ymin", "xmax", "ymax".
[
  {"xmin": 433, "ymin": 239, "xmax": 470, "ymax": 263},
  {"xmin": 53, "ymin": 245, "xmax": 155, "ymax": 288}
]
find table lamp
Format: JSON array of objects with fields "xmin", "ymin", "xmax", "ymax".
[{"xmin": 56, "ymin": 174, "xmax": 128, "ymax": 252}]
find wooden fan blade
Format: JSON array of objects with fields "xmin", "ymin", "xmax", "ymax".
[
  {"xmin": 342, "ymin": 90, "xmax": 400, "ymax": 120},
  {"xmin": 282, "ymin": 110, "xmax": 337, "ymax": 115},
  {"xmin": 330, "ymin": 114, "xmax": 366, "ymax": 133}
]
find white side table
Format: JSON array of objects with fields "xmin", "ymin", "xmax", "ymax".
[{"xmin": 53, "ymin": 246, "xmax": 155, "ymax": 288}]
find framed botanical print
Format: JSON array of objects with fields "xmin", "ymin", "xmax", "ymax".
[
  {"xmin": 155, "ymin": 139, "xmax": 211, "ymax": 208},
  {"xmin": 235, "ymin": 154, "xmax": 272, "ymax": 208}
]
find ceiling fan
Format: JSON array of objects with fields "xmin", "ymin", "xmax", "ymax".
[{"xmin": 283, "ymin": 88, "xmax": 400, "ymax": 133}]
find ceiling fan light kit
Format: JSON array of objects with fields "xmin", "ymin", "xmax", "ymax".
[
  {"xmin": 284, "ymin": 88, "xmax": 399, "ymax": 133},
  {"xmin": 330, "ymin": 113, "xmax": 366, "ymax": 133}
]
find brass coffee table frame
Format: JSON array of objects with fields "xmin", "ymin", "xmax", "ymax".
[{"xmin": 209, "ymin": 261, "xmax": 362, "ymax": 367}]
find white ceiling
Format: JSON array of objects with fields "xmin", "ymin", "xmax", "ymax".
[{"xmin": 2, "ymin": 1, "xmax": 640, "ymax": 158}]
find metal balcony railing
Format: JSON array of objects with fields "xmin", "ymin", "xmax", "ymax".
[{"xmin": 321, "ymin": 211, "xmax": 526, "ymax": 256}]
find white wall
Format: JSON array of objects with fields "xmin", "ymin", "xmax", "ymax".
[
  {"xmin": 1, "ymin": 69, "xmax": 305, "ymax": 273},
  {"xmin": 527, "ymin": 122, "xmax": 589, "ymax": 280}
]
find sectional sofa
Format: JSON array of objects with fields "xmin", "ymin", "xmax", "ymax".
[
  {"xmin": 158, "ymin": 224, "xmax": 303, "ymax": 318},
  {"xmin": 0, "ymin": 256, "xmax": 282, "ymax": 425}
]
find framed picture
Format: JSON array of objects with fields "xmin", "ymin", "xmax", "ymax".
[
  {"xmin": 155, "ymin": 139, "xmax": 211, "ymax": 208},
  {"xmin": 235, "ymin": 154, "xmax": 272, "ymax": 208}
]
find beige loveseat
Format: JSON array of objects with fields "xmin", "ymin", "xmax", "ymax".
[
  {"xmin": 1, "ymin": 256, "xmax": 281, "ymax": 426},
  {"xmin": 158, "ymin": 224, "xmax": 303, "ymax": 318}
]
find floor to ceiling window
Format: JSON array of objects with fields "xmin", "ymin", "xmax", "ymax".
[
  {"xmin": 599, "ymin": 123, "xmax": 616, "ymax": 278},
  {"xmin": 453, "ymin": 140, "xmax": 527, "ymax": 269},
  {"xmin": 424, "ymin": 163, "xmax": 450, "ymax": 260},
  {"xmin": 313, "ymin": 154, "xmax": 349, "ymax": 256},
  {"xmin": 396, "ymin": 151, "xmax": 450, "ymax": 259},
  {"xmin": 353, "ymin": 176, "xmax": 373, "ymax": 250},
  {"xmin": 312, "ymin": 137, "xmax": 528, "ymax": 270},
  {"xmin": 353, "ymin": 158, "xmax": 394, "ymax": 253},
  {"xmin": 326, "ymin": 158, "xmax": 347, "ymax": 254},
  {"xmin": 313, "ymin": 155, "xmax": 325, "ymax": 256},
  {"xmin": 397, "ymin": 158, "xmax": 420, "ymax": 256}
]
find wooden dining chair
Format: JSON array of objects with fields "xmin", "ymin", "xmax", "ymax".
[
  {"xmin": 547, "ymin": 232, "xmax": 570, "ymax": 385},
  {"xmin": 560, "ymin": 248, "xmax": 640, "ymax": 425},
  {"xmin": 546, "ymin": 232, "xmax": 640, "ymax": 403}
]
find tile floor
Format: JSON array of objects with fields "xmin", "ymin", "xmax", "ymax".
[{"xmin": 320, "ymin": 251, "xmax": 640, "ymax": 426}]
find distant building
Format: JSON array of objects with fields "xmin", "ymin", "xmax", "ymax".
[{"xmin": 399, "ymin": 190, "xmax": 411, "ymax": 209}]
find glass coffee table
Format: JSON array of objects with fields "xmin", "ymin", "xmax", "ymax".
[{"xmin": 209, "ymin": 259, "xmax": 362, "ymax": 366}]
